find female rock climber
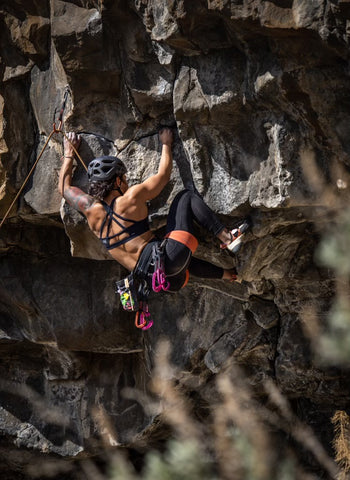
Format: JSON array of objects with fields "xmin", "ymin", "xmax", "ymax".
[{"xmin": 58, "ymin": 128, "xmax": 249, "ymax": 298}]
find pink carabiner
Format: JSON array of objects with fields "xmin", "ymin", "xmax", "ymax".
[
  {"xmin": 141, "ymin": 308, "xmax": 153, "ymax": 330},
  {"xmin": 142, "ymin": 319, "xmax": 153, "ymax": 330},
  {"xmin": 159, "ymin": 271, "xmax": 170, "ymax": 291},
  {"xmin": 152, "ymin": 271, "xmax": 162, "ymax": 292},
  {"xmin": 152, "ymin": 269, "xmax": 170, "ymax": 292}
]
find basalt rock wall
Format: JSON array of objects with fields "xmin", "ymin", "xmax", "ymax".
[{"xmin": 1, "ymin": 0, "xmax": 350, "ymax": 477}]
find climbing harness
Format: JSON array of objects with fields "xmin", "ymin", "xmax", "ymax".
[
  {"xmin": 0, "ymin": 87, "xmax": 87, "ymax": 229},
  {"xmin": 115, "ymin": 239, "xmax": 170, "ymax": 331},
  {"xmin": 164, "ymin": 230, "xmax": 198, "ymax": 254}
]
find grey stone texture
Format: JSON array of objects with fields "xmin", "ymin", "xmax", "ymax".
[{"xmin": 1, "ymin": 0, "xmax": 350, "ymax": 477}]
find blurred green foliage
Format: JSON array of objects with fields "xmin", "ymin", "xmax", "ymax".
[
  {"xmin": 109, "ymin": 440, "xmax": 216, "ymax": 480},
  {"xmin": 317, "ymin": 210, "xmax": 350, "ymax": 277},
  {"xmin": 317, "ymin": 210, "xmax": 350, "ymax": 364}
]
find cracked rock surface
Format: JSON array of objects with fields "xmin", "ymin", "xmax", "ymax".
[{"xmin": 1, "ymin": 0, "xmax": 350, "ymax": 477}]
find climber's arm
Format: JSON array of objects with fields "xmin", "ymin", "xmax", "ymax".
[
  {"xmin": 62, "ymin": 185, "xmax": 95, "ymax": 213},
  {"xmin": 133, "ymin": 128, "xmax": 173, "ymax": 201},
  {"xmin": 58, "ymin": 132, "xmax": 95, "ymax": 214}
]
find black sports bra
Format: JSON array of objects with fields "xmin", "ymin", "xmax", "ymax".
[{"xmin": 99, "ymin": 197, "xmax": 150, "ymax": 250}]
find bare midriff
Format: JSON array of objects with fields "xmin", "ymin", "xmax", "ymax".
[{"xmin": 106, "ymin": 231, "xmax": 155, "ymax": 271}]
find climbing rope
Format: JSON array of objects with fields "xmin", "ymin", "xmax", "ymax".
[
  {"xmin": 0, "ymin": 89, "xmax": 87, "ymax": 229},
  {"xmin": 0, "ymin": 91, "xmax": 174, "ymax": 230}
]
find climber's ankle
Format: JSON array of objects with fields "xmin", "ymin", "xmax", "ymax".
[{"xmin": 222, "ymin": 268, "xmax": 237, "ymax": 282}]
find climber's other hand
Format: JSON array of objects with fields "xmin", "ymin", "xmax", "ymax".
[{"xmin": 159, "ymin": 127, "xmax": 173, "ymax": 146}]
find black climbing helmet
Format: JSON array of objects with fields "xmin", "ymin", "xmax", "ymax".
[{"xmin": 87, "ymin": 156, "xmax": 127, "ymax": 182}]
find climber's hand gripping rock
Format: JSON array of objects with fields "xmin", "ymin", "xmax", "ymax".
[
  {"xmin": 63, "ymin": 132, "xmax": 81, "ymax": 160},
  {"xmin": 159, "ymin": 127, "xmax": 173, "ymax": 146}
]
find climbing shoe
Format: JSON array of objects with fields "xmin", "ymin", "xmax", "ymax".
[{"xmin": 224, "ymin": 219, "xmax": 251, "ymax": 253}]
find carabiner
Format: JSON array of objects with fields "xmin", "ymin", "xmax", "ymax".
[
  {"xmin": 135, "ymin": 310, "xmax": 147, "ymax": 329},
  {"xmin": 159, "ymin": 271, "xmax": 170, "ymax": 291},
  {"xmin": 152, "ymin": 271, "xmax": 161, "ymax": 292},
  {"xmin": 142, "ymin": 305, "xmax": 153, "ymax": 330},
  {"xmin": 152, "ymin": 268, "xmax": 170, "ymax": 292},
  {"xmin": 142, "ymin": 319, "xmax": 153, "ymax": 330},
  {"xmin": 53, "ymin": 87, "xmax": 69, "ymax": 133}
]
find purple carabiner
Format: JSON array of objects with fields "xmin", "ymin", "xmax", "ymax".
[
  {"xmin": 159, "ymin": 271, "xmax": 170, "ymax": 291},
  {"xmin": 141, "ymin": 308, "xmax": 153, "ymax": 330},
  {"xmin": 152, "ymin": 268, "xmax": 170, "ymax": 292},
  {"xmin": 142, "ymin": 318, "xmax": 153, "ymax": 330},
  {"xmin": 152, "ymin": 271, "xmax": 162, "ymax": 292}
]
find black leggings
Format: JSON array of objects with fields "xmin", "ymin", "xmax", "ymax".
[{"xmin": 164, "ymin": 189, "xmax": 225, "ymax": 291}]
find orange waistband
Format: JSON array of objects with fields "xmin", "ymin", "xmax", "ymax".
[
  {"xmin": 165, "ymin": 230, "xmax": 198, "ymax": 254},
  {"xmin": 182, "ymin": 269, "xmax": 190, "ymax": 289}
]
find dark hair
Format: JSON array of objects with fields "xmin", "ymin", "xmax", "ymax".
[{"xmin": 88, "ymin": 177, "xmax": 117, "ymax": 201}]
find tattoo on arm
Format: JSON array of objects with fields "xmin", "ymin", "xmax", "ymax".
[{"xmin": 64, "ymin": 187, "xmax": 95, "ymax": 213}]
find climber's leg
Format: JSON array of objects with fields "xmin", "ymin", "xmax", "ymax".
[
  {"xmin": 187, "ymin": 256, "xmax": 223, "ymax": 278},
  {"xmin": 164, "ymin": 189, "xmax": 223, "ymax": 277},
  {"xmin": 165, "ymin": 255, "xmax": 237, "ymax": 291},
  {"xmin": 166, "ymin": 189, "xmax": 225, "ymax": 237},
  {"xmin": 163, "ymin": 190, "xmax": 240, "ymax": 283},
  {"xmin": 188, "ymin": 257, "xmax": 237, "ymax": 281},
  {"xmin": 165, "ymin": 189, "xmax": 250, "ymax": 251}
]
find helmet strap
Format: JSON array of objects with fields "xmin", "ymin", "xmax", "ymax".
[
  {"xmin": 113, "ymin": 186, "xmax": 123, "ymax": 196},
  {"xmin": 113, "ymin": 177, "xmax": 124, "ymax": 196}
]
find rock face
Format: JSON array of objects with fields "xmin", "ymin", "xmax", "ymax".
[{"xmin": 1, "ymin": 0, "xmax": 350, "ymax": 477}]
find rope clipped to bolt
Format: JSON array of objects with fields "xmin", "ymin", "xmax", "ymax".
[{"xmin": 0, "ymin": 87, "xmax": 87, "ymax": 229}]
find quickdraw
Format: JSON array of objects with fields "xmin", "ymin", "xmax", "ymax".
[{"xmin": 53, "ymin": 87, "xmax": 69, "ymax": 133}]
